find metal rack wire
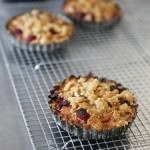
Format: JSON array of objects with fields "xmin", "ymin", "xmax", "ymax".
[{"xmin": 1, "ymin": 0, "xmax": 150, "ymax": 149}]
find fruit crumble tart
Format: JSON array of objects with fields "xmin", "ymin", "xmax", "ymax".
[
  {"xmin": 6, "ymin": 9, "xmax": 74, "ymax": 45},
  {"xmin": 63, "ymin": 0, "xmax": 122, "ymax": 24},
  {"xmin": 48, "ymin": 74, "xmax": 137, "ymax": 133}
]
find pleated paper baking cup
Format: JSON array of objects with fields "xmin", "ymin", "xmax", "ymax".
[
  {"xmin": 51, "ymin": 112, "xmax": 137, "ymax": 140},
  {"xmin": 66, "ymin": 15, "xmax": 121, "ymax": 30},
  {"xmin": 6, "ymin": 14, "xmax": 74, "ymax": 52}
]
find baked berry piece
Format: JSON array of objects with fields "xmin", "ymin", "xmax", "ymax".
[
  {"xmin": 63, "ymin": 0, "xmax": 122, "ymax": 23},
  {"xmin": 48, "ymin": 74, "xmax": 138, "ymax": 139},
  {"xmin": 76, "ymin": 108, "xmax": 90, "ymax": 122},
  {"xmin": 48, "ymin": 90, "xmax": 70, "ymax": 115},
  {"xmin": 110, "ymin": 83, "xmax": 127, "ymax": 93},
  {"xmin": 6, "ymin": 9, "xmax": 74, "ymax": 45},
  {"xmin": 12, "ymin": 28, "xmax": 23, "ymax": 37}
]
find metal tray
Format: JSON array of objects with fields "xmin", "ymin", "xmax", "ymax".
[{"xmin": 1, "ymin": 0, "xmax": 150, "ymax": 149}]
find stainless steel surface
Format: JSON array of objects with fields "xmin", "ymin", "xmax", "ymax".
[{"xmin": 0, "ymin": 0, "xmax": 150, "ymax": 150}]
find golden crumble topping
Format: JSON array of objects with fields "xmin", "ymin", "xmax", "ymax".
[
  {"xmin": 7, "ymin": 9, "xmax": 74, "ymax": 44},
  {"xmin": 63, "ymin": 0, "xmax": 122, "ymax": 23},
  {"xmin": 49, "ymin": 74, "xmax": 137, "ymax": 131}
]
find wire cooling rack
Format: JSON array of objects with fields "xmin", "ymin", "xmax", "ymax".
[{"xmin": 1, "ymin": 0, "xmax": 150, "ymax": 150}]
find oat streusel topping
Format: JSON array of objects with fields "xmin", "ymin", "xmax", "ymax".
[
  {"xmin": 7, "ymin": 9, "xmax": 74, "ymax": 44},
  {"xmin": 63, "ymin": 0, "xmax": 122, "ymax": 23},
  {"xmin": 49, "ymin": 74, "xmax": 137, "ymax": 131}
]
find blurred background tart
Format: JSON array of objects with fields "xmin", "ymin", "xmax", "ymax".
[
  {"xmin": 6, "ymin": 9, "xmax": 74, "ymax": 45},
  {"xmin": 63, "ymin": 0, "xmax": 122, "ymax": 24}
]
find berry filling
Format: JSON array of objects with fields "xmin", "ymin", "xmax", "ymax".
[
  {"xmin": 49, "ymin": 28, "xmax": 58, "ymax": 34},
  {"xmin": 50, "ymin": 89, "xmax": 55, "ymax": 94},
  {"xmin": 99, "ymin": 77, "xmax": 107, "ymax": 83},
  {"xmin": 62, "ymin": 100, "xmax": 70, "ymax": 106},
  {"xmin": 119, "ymin": 98, "xmax": 130, "ymax": 105},
  {"xmin": 117, "ymin": 86, "xmax": 127, "ymax": 93},
  {"xmin": 48, "ymin": 93, "xmax": 58, "ymax": 100},
  {"xmin": 54, "ymin": 99, "xmax": 70, "ymax": 114},
  {"xmin": 110, "ymin": 83, "xmax": 127, "ymax": 93},
  {"xmin": 12, "ymin": 28, "xmax": 22, "ymax": 36},
  {"xmin": 109, "ymin": 85, "xmax": 116, "ymax": 91},
  {"xmin": 27, "ymin": 35, "xmax": 37, "ymax": 42},
  {"xmin": 48, "ymin": 91, "xmax": 58, "ymax": 103},
  {"xmin": 49, "ymin": 93, "xmax": 70, "ymax": 114},
  {"xmin": 76, "ymin": 108, "xmax": 90, "ymax": 121},
  {"xmin": 74, "ymin": 12, "xmax": 86, "ymax": 21},
  {"xmin": 86, "ymin": 72, "xmax": 94, "ymax": 78}
]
